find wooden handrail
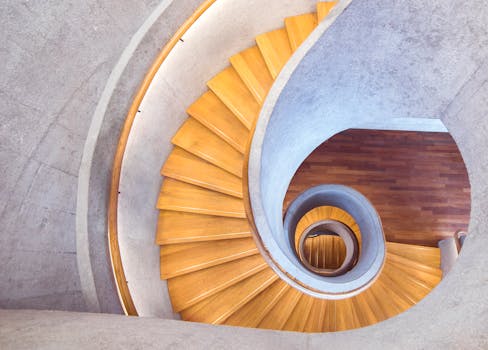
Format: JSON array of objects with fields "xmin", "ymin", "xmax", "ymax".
[{"xmin": 108, "ymin": 0, "xmax": 217, "ymax": 316}]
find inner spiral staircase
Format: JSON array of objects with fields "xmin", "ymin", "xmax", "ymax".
[{"xmin": 156, "ymin": 2, "xmax": 444, "ymax": 332}]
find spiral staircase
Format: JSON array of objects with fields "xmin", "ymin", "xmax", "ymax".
[{"xmin": 155, "ymin": 1, "xmax": 447, "ymax": 332}]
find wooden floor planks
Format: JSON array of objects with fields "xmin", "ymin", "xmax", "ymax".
[{"xmin": 286, "ymin": 129, "xmax": 470, "ymax": 246}]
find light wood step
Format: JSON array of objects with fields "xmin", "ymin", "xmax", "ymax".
[
  {"xmin": 180, "ymin": 268, "xmax": 278, "ymax": 324},
  {"xmin": 387, "ymin": 259, "xmax": 442, "ymax": 288},
  {"xmin": 171, "ymin": 118, "xmax": 243, "ymax": 177},
  {"xmin": 230, "ymin": 46, "xmax": 274, "ymax": 105},
  {"xmin": 295, "ymin": 206, "xmax": 361, "ymax": 250},
  {"xmin": 187, "ymin": 91, "xmax": 249, "ymax": 153},
  {"xmin": 335, "ymin": 298, "xmax": 361, "ymax": 331},
  {"xmin": 162, "ymin": 147, "xmax": 243, "ymax": 198},
  {"xmin": 258, "ymin": 287, "xmax": 302, "ymax": 330},
  {"xmin": 156, "ymin": 211, "xmax": 251, "ymax": 245},
  {"xmin": 386, "ymin": 252, "xmax": 442, "ymax": 278},
  {"xmin": 317, "ymin": 2, "xmax": 338, "ymax": 22},
  {"xmin": 382, "ymin": 264, "xmax": 428, "ymax": 302},
  {"xmin": 256, "ymin": 28, "xmax": 293, "ymax": 79},
  {"xmin": 387, "ymin": 261, "xmax": 440, "ymax": 295},
  {"xmin": 375, "ymin": 274, "xmax": 415, "ymax": 311},
  {"xmin": 207, "ymin": 67, "xmax": 260, "ymax": 130},
  {"xmin": 358, "ymin": 288, "xmax": 387, "ymax": 324},
  {"xmin": 160, "ymin": 238, "xmax": 258, "ymax": 279},
  {"xmin": 285, "ymin": 13, "xmax": 318, "ymax": 51},
  {"xmin": 157, "ymin": 179, "xmax": 246, "ymax": 218},
  {"xmin": 386, "ymin": 242, "xmax": 441, "ymax": 268},
  {"xmin": 303, "ymin": 299, "xmax": 327, "ymax": 333},
  {"xmin": 351, "ymin": 292, "xmax": 379, "ymax": 327},
  {"xmin": 224, "ymin": 279, "xmax": 289, "ymax": 328},
  {"xmin": 322, "ymin": 300, "xmax": 336, "ymax": 332},
  {"xmin": 367, "ymin": 281, "xmax": 402, "ymax": 318},
  {"xmin": 168, "ymin": 254, "xmax": 267, "ymax": 312},
  {"xmin": 282, "ymin": 294, "xmax": 315, "ymax": 332}
]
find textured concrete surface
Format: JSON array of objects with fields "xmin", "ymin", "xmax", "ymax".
[
  {"xmin": 0, "ymin": 0, "xmax": 163, "ymax": 312},
  {"xmin": 0, "ymin": 309, "xmax": 309, "ymax": 350},
  {"xmin": 116, "ymin": 0, "xmax": 321, "ymax": 317},
  {"xmin": 80, "ymin": 0, "xmax": 204, "ymax": 315}
]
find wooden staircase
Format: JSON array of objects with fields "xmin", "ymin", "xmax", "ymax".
[{"xmin": 156, "ymin": 2, "xmax": 442, "ymax": 332}]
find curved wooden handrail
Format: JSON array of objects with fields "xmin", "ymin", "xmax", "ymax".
[{"xmin": 108, "ymin": 0, "xmax": 217, "ymax": 316}]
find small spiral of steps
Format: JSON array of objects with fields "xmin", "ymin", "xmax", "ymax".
[{"xmin": 156, "ymin": 2, "xmax": 442, "ymax": 332}]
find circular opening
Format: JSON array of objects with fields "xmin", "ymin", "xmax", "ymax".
[
  {"xmin": 298, "ymin": 220, "xmax": 359, "ymax": 277},
  {"xmin": 282, "ymin": 184, "xmax": 386, "ymax": 297},
  {"xmin": 293, "ymin": 206, "xmax": 362, "ymax": 277},
  {"xmin": 302, "ymin": 232, "xmax": 346, "ymax": 270}
]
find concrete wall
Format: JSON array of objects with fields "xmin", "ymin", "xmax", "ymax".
[{"xmin": 0, "ymin": 0, "xmax": 174, "ymax": 312}]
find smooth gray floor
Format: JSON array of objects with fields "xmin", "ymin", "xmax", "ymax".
[{"xmin": 0, "ymin": 0, "xmax": 162, "ymax": 312}]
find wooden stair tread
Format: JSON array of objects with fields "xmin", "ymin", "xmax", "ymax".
[
  {"xmin": 386, "ymin": 261, "xmax": 440, "ymax": 294},
  {"xmin": 162, "ymin": 147, "xmax": 243, "ymax": 198},
  {"xmin": 156, "ymin": 211, "xmax": 251, "ymax": 245},
  {"xmin": 336, "ymin": 298, "xmax": 361, "ymax": 331},
  {"xmin": 295, "ymin": 206, "xmax": 361, "ymax": 250},
  {"xmin": 386, "ymin": 252, "xmax": 442, "ymax": 277},
  {"xmin": 256, "ymin": 28, "xmax": 293, "ymax": 79},
  {"xmin": 387, "ymin": 259, "xmax": 442, "ymax": 288},
  {"xmin": 285, "ymin": 13, "xmax": 318, "ymax": 51},
  {"xmin": 187, "ymin": 91, "xmax": 249, "ymax": 153},
  {"xmin": 367, "ymin": 281, "xmax": 403, "ymax": 318},
  {"xmin": 160, "ymin": 238, "xmax": 258, "ymax": 279},
  {"xmin": 230, "ymin": 46, "xmax": 274, "ymax": 105},
  {"xmin": 382, "ymin": 264, "xmax": 430, "ymax": 302},
  {"xmin": 157, "ymin": 179, "xmax": 246, "ymax": 218},
  {"xmin": 168, "ymin": 254, "xmax": 267, "ymax": 312},
  {"xmin": 376, "ymin": 273, "xmax": 416, "ymax": 310},
  {"xmin": 161, "ymin": 242, "xmax": 254, "ymax": 273},
  {"xmin": 386, "ymin": 242, "xmax": 441, "ymax": 268},
  {"xmin": 224, "ymin": 279, "xmax": 289, "ymax": 328},
  {"xmin": 171, "ymin": 118, "xmax": 243, "ymax": 177},
  {"xmin": 180, "ymin": 268, "xmax": 278, "ymax": 324},
  {"xmin": 359, "ymin": 288, "xmax": 388, "ymax": 322},
  {"xmin": 317, "ymin": 2, "xmax": 337, "ymax": 22},
  {"xmin": 303, "ymin": 299, "xmax": 327, "ymax": 333},
  {"xmin": 207, "ymin": 67, "xmax": 260, "ymax": 130},
  {"xmin": 322, "ymin": 300, "xmax": 336, "ymax": 332},
  {"xmin": 282, "ymin": 294, "xmax": 315, "ymax": 332},
  {"xmin": 258, "ymin": 287, "xmax": 302, "ymax": 330},
  {"xmin": 351, "ymin": 293, "xmax": 379, "ymax": 327}
]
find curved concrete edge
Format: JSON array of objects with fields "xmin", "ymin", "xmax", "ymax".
[
  {"xmin": 0, "ymin": 310, "xmax": 309, "ymax": 350},
  {"xmin": 76, "ymin": 0, "xmax": 203, "ymax": 314},
  {"xmin": 281, "ymin": 185, "xmax": 385, "ymax": 297},
  {"xmin": 247, "ymin": 0, "xmax": 354, "ymax": 301}
]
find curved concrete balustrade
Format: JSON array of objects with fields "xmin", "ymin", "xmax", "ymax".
[
  {"xmin": 282, "ymin": 185, "xmax": 384, "ymax": 297},
  {"xmin": 249, "ymin": 0, "xmax": 488, "ymax": 343}
]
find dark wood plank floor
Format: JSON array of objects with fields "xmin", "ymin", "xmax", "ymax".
[{"xmin": 285, "ymin": 129, "xmax": 471, "ymax": 247}]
